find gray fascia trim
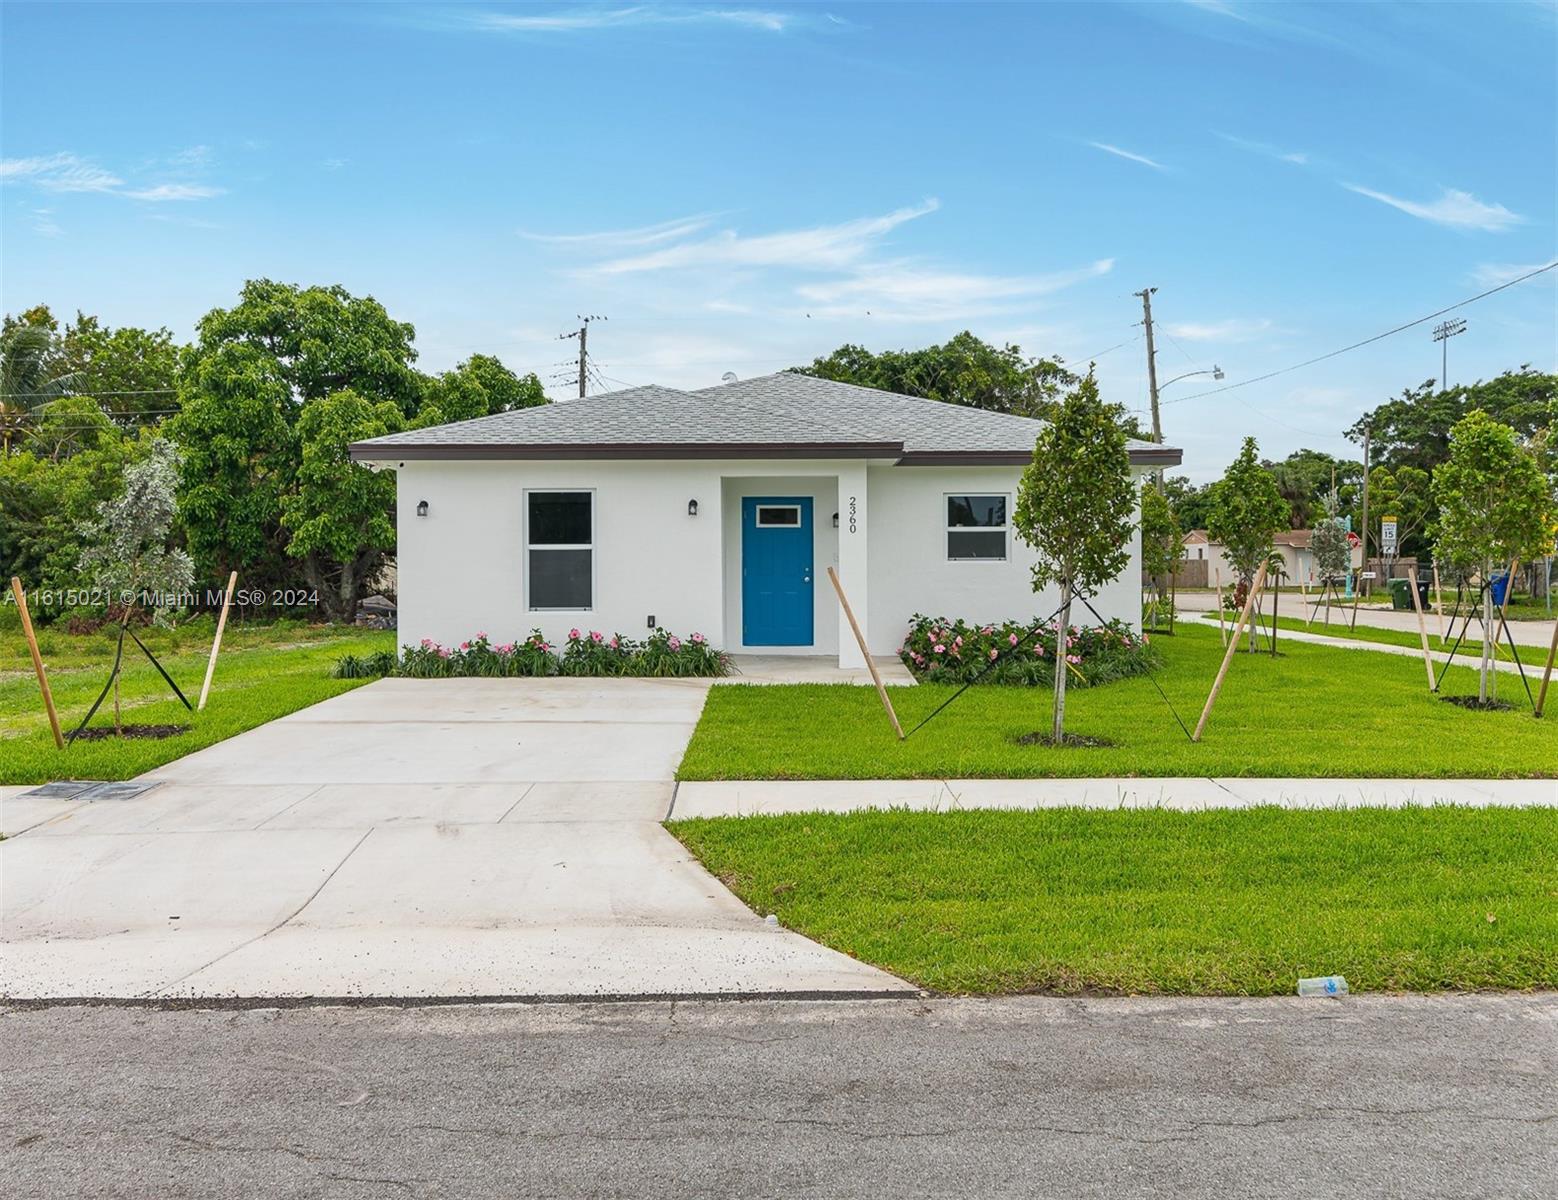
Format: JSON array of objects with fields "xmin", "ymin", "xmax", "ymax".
[
  {"xmin": 896, "ymin": 448, "xmax": 1184, "ymax": 468},
  {"xmin": 348, "ymin": 440, "xmax": 904, "ymax": 463}
]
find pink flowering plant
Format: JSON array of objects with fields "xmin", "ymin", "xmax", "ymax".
[
  {"xmin": 398, "ymin": 631, "xmax": 557, "ymax": 678},
  {"xmin": 399, "ymin": 628, "xmax": 731, "ymax": 678},
  {"xmin": 899, "ymin": 613, "xmax": 1158, "ymax": 687}
]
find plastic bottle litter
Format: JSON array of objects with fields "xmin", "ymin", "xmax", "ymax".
[
  {"xmin": 1297, "ymin": 975, "xmax": 1349, "ymax": 997},
  {"xmin": 764, "ymin": 914, "xmax": 779, "ymax": 927}
]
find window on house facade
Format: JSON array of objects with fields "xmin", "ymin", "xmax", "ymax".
[
  {"xmin": 946, "ymin": 494, "xmax": 1008, "ymax": 561},
  {"xmin": 527, "ymin": 490, "xmax": 593, "ymax": 610}
]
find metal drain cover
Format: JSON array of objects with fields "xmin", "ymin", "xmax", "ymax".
[
  {"xmin": 20, "ymin": 781, "xmax": 161, "ymax": 802},
  {"xmin": 78, "ymin": 781, "xmax": 162, "ymax": 802},
  {"xmin": 21, "ymin": 781, "xmax": 105, "ymax": 799}
]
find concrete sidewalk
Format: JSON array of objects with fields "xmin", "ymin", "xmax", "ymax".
[
  {"xmin": 1, "ymin": 678, "xmax": 910, "ymax": 1001},
  {"xmin": 672, "ymin": 776, "xmax": 1558, "ymax": 818},
  {"xmin": 1178, "ymin": 589, "xmax": 1555, "ymax": 648}
]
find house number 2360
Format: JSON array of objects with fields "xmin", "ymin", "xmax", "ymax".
[{"xmin": 847, "ymin": 497, "xmax": 858, "ymax": 533}]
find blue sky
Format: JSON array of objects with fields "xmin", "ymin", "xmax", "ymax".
[{"xmin": 3, "ymin": 0, "xmax": 1554, "ymax": 479}]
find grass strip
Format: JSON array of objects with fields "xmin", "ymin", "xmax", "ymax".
[{"xmin": 671, "ymin": 805, "xmax": 1558, "ymax": 995}]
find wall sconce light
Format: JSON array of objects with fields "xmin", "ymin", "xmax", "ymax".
[
  {"xmin": 416, "ymin": 500, "xmax": 429, "ymax": 518},
  {"xmin": 687, "ymin": 499, "xmax": 699, "ymax": 517},
  {"xmin": 832, "ymin": 512, "xmax": 840, "ymax": 528}
]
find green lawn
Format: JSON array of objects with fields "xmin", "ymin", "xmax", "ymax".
[
  {"xmin": 678, "ymin": 622, "xmax": 1557, "ymax": 780},
  {"xmin": 0, "ymin": 618, "xmax": 394, "ymax": 784},
  {"xmin": 670, "ymin": 806, "xmax": 1558, "ymax": 994},
  {"xmin": 1199, "ymin": 610, "xmax": 1548, "ymax": 666}
]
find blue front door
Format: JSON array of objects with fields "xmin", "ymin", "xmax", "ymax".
[{"xmin": 742, "ymin": 497, "xmax": 814, "ymax": 646}]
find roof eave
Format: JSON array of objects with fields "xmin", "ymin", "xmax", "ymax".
[{"xmin": 348, "ymin": 440, "xmax": 905, "ymax": 463}]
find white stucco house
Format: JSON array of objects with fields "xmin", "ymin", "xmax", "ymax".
[{"xmin": 350, "ymin": 373, "xmax": 1182, "ymax": 667}]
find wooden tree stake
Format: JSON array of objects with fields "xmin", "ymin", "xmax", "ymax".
[
  {"xmin": 1535, "ymin": 619, "xmax": 1558, "ymax": 719},
  {"xmin": 1406, "ymin": 566, "xmax": 1435, "ymax": 691},
  {"xmin": 827, "ymin": 567, "xmax": 904, "ymax": 740},
  {"xmin": 11, "ymin": 577, "xmax": 63, "ymax": 749},
  {"xmin": 1193, "ymin": 562, "xmax": 1267, "ymax": 743},
  {"xmin": 1488, "ymin": 558, "xmax": 1519, "ymax": 663},
  {"xmin": 197, "ymin": 571, "xmax": 238, "ymax": 711}
]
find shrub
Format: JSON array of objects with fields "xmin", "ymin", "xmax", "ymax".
[
  {"xmin": 899, "ymin": 614, "xmax": 1159, "ymax": 687},
  {"xmin": 397, "ymin": 628, "xmax": 731, "ymax": 679},
  {"xmin": 331, "ymin": 650, "xmax": 396, "ymax": 679}
]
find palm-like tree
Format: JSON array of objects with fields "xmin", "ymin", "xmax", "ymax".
[{"xmin": 0, "ymin": 322, "xmax": 77, "ymax": 453}]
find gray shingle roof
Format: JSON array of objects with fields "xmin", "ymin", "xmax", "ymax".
[{"xmin": 350, "ymin": 372, "xmax": 1181, "ymax": 466}]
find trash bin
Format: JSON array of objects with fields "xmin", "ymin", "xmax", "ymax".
[
  {"xmin": 1388, "ymin": 578, "xmax": 1412, "ymax": 610},
  {"xmin": 1490, "ymin": 572, "xmax": 1511, "ymax": 607},
  {"xmin": 1416, "ymin": 579, "xmax": 1432, "ymax": 610}
]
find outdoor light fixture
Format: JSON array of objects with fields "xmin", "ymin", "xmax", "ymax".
[
  {"xmin": 832, "ymin": 512, "xmax": 840, "ymax": 528},
  {"xmin": 416, "ymin": 500, "xmax": 429, "ymax": 518},
  {"xmin": 688, "ymin": 499, "xmax": 699, "ymax": 517},
  {"xmin": 1212, "ymin": 364, "xmax": 1225, "ymax": 380}
]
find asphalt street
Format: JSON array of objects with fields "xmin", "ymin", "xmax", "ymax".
[{"xmin": 4, "ymin": 993, "xmax": 1555, "ymax": 1198}]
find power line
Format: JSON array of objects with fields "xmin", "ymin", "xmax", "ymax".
[{"xmin": 1162, "ymin": 260, "xmax": 1558, "ymax": 407}]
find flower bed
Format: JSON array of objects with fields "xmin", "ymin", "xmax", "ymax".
[
  {"xmin": 900, "ymin": 614, "xmax": 1159, "ymax": 687},
  {"xmin": 396, "ymin": 629, "xmax": 732, "ymax": 679}
]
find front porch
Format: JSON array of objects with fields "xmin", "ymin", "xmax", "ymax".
[{"xmin": 722, "ymin": 654, "xmax": 916, "ymax": 686}]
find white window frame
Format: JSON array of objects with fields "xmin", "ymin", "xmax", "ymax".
[
  {"xmin": 524, "ymin": 488, "xmax": 595, "ymax": 612},
  {"xmin": 755, "ymin": 504, "xmax": 803, "ymax": 528},
  {"xmin": 945, "ymin": 492, "xmax": 1009, "ymax": 562}
]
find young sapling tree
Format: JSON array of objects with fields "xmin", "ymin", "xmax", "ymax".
[
  {"xmin": 1014, "ymin": 375, "xmax": 1135, "ymax": 743},
  {"xmin": 76, "ymin": 438, "xmax": 195, "ymax": 731},
  {"xmin": 1207, "ymin": 437, "xmax": 1291, "ymax": 650},
  {"xmin": 1432, "ymin": 409, "xmax": 1553, "ymax": 703}
]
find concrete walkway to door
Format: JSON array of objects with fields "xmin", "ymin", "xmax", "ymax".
[{"xmin": 0, "ymin": 678, "xmax": 910, "ymax": 1001}]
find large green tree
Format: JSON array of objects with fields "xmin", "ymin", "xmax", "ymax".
[
  {"xmin": 413, "ymin": 353, "xmax": 548, "ymax": 428},
  {"xmin": 1014, "ymin": 376, "xmax": 1136, "ymax": 741},
  {"xmin": 53, "ymin": 312, "xmax": 181, "ymax": 422},
  {"xmin": 168, "ymin": 342, "xmax": 296, "ymax": 592},
  {"xmin": 280, "ymin": 390, "xmax": 404, "ymax": 621},
  {"xmin": 1432, "ymin": 410, "xmax": 1554, "ymax": 702},
  {"xmin": 1208, "ymin": 437, "xmax": 1291, "ymax": 645},
  {"xmin": 1349, "ymin": 369, "xmax": 1557, "ymax": 474},
  {"xmin": 194, "ymin": 279, "xmax": 423, "ymax": 415},
  {"xmin": 796, "ymin": 331, "xmax": 1149, "ymax": 437}
]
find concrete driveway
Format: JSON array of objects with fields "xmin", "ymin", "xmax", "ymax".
[{"xmin": 1, "ymin": 678, "xmax": 909, "ymax": 1000}]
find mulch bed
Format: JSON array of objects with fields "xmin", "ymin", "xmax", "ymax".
[
  {"xmin": 1438, "ymin": 696, "xmax": 1515, "ymax": 713},
  {"xmin": 72, "ymin": 724, "xmax": 191, "ymax": 742},
  {"xmin": 1015, "ymin": 732, "xmax": 1117, "ymax": 749}
]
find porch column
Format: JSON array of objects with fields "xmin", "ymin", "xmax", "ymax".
[{"xmin": 835, "ymin": 462, "xmax": 869, "ymax": 668}]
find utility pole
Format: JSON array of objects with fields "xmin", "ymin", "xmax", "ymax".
[
  {"xmin": 1431, "ymin": 318, "xmax": 1466, "ymax": 391},
  {"xmin": 1135, "ymin": 287, "xmax": 1162, "ymax": 446},
  {"xmin": 557, "ymin": 315, "xmax": 606, "ymax": 399}
]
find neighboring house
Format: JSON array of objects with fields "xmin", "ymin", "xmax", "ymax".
[
  {"xmin": 350, "ymin": 373, "xmax": 1181, "ymax": 667},
  {"xmin": 1182, "ymin": 529, "xmax": 1362, "ymax": 587}
]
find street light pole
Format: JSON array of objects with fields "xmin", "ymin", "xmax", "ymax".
[{"xmin": 1431, "ymin": 318, "xmax": 1466, "ymax": 391}]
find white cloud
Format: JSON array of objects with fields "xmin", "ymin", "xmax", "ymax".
[
  {"xmin": 590, "ymin": 200, "xmax": 940, "ymax": 275},
  {"xmin": 323, "ymin": 157, "xmax": 348, "ymax": 170},
  {"xmin": 124, "ymin": 183, "xmax": 226, "ymax": 201},
  {"xmin": 1343, "ymin": 184, "xmax": 1524, "ymax": 232},
  {"xmin": 1184, "ymin": 0, "xmax": 1248, "ymax": 18},
  {"xmin": 796, "ymin": 258, "xmax": 1115, "ymax": 321},
  {"xmin": 1089, "ymin": 142, "xmax": 1168, "ymax": 171},
  {"xmin": 1468, "ymin": 261, "xmax": 1555, "ymax": 288},
  {"xmin": 31, "ymin": 208, "xmax": 62, "ymax": 238},
  {"xmin": 168, "ymin": 144, "xmax": 212, "ymax": 167},
  {"xmin": 2, "ymin": 151, "xmax": 224, "ymax": 202},
  {"xmin": 469, "ymin": 7, "xmax": 793, "ymax": 34},
  {"xmin": 1, "ymin": 152, "xmax": 123, "ymax": 193},
  {"xmin": 1163, "ymin": 317, "xmax": 1272, "ymax": 342},
  {"xmin": 1216, "ymin": 132, "xmax": 1307, "ymax": 166},
  {"xmin": 522, "ymin": 214, "xmax": 717, "ymax": 249}
]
